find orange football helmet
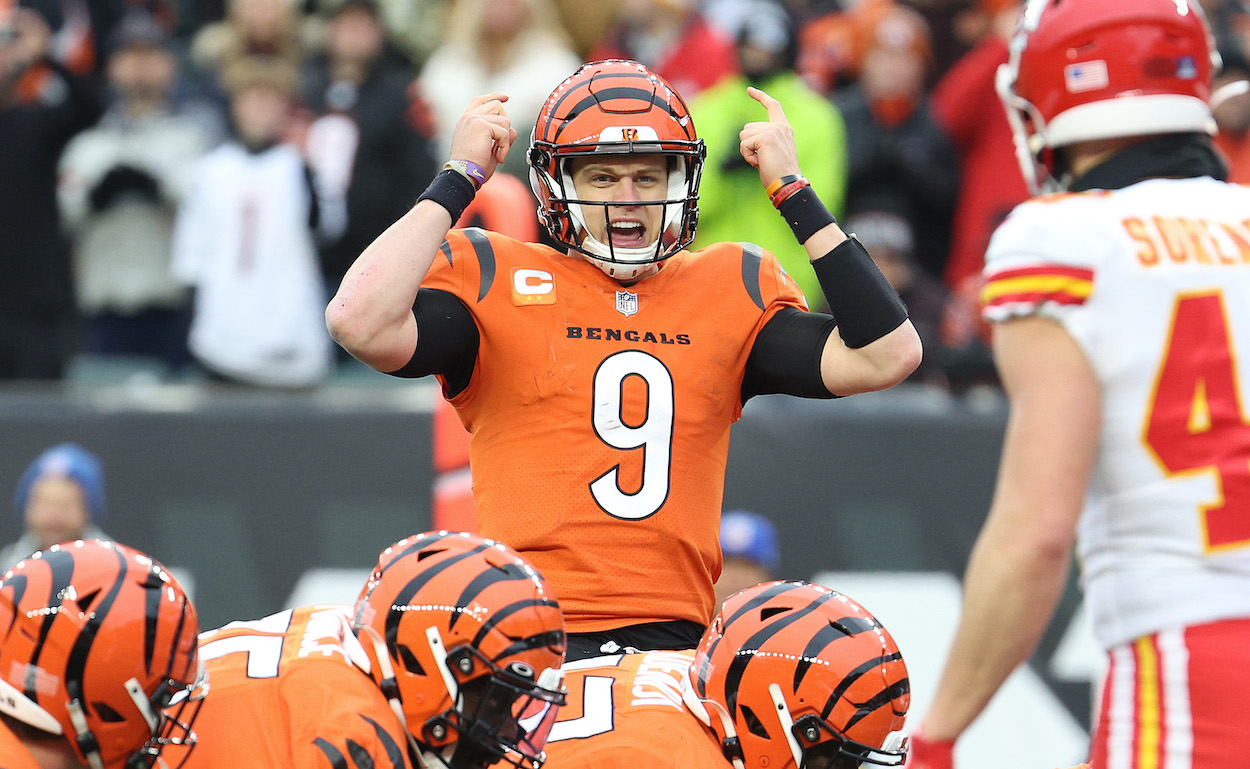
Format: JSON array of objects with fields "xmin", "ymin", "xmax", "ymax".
[
  {"xmin": 686, "ymin": 581, "xmax": 909, "ymax": 769},
  {"xmin": 0, "ymin": 540, "xmax": 204, "ymax": 769},
  {"xmin": 528, "ymin": 59, "xmax": 705, "ymax": 279},
  {"xmin": 997, "ymin": 0, "xmax": 1219, "ymax": 194},
  {"xmin": 352, "ymin": 531, "xmax": 567, "ymax": 769}
]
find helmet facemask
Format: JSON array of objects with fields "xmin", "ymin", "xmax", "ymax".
[
  {"xmin": 418, "ymin": 627, "xmax": 566, "ymax": 769},
  {"xmin": 530, "ymin": 138, "xmax": 703, "ymax": 281}
]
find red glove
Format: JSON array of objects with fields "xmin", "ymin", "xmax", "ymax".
[{"xmin": 906, "ymin": 730, "xmax": 955, "ymax": 769}]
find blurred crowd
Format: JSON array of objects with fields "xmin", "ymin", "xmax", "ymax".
[{"xmin": 3, "ymin": 0, "xmax": 1249, "ymax": 391}]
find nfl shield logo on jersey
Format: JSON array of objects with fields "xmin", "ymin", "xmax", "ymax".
[{"xmin": 615, "ymin": 290, "xmax": 638, "ymax": 317}]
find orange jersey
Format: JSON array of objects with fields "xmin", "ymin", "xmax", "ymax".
[
  {"xmin": 540, "ymin": 650, "xmax": 727, "ymax": 768},
  {"xmin": 0, "ymin": 720, "xmax": 41, "ymax": 769},
  {"xmin": 174, "ymin": 605, "xmax": 412, "ymax": 769},
  {"xmin": 422, "ymin": 230, "xmax": 808, "ymax": 631}
]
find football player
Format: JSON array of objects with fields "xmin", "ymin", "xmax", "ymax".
[
  {"xmin": 0, "ymin": 540, "xmax": 204, "ymax": 769},
  {"xmin": 171, "ymin": 531, "xmax": 566, "ymax": 769},
  {"xmin": 907, "ymin": 1, "xmax": 1250, "ymax": 768},
  {"xmin": 539, "ymin": 580, "xmax": 909, "ymax": 768},
  {"xmin": 326, "ymin": 59, "xmax": 922, "ymax": 660}
]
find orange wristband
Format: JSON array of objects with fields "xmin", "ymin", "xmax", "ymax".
[
  {"xmin": 770, "ymin": 178, "xmax": 811, "ymax": 208},
  {"xmin": 765, "ymin": 173, "xmax": 804, "ymax": 199}
]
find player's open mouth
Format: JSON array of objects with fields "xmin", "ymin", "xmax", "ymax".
[{"xmin": 608, "ymin": 220, "xmax": 647, "ymax": 249}]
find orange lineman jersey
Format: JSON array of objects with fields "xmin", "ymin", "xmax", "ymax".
[
  {"xmin": 421, "ymin": 229, "xmax": 809, "ymax": 631},
  {"xmin": 0, "ymin": 720, "xmax": 42, "ymax": 769},
  {"xmin": 540, "ymin": 650, "xmax": 728, "ymax": 768},
  {"xmin": 171, "ymin": 605, "xmax": 412, "ymax": 769}
]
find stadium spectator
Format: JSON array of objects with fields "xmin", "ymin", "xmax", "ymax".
[
  {"xmin": 832, "ymin": 4, "xmax": 957, "ymax": 282},
  {"xmin": 172, "ymin": 531, "xmax": 566, "ymax": 769},
  {"xmin": 790, "ymin": 0, "xmax": 894, "ymax": 97},
  {"xmin": 0, "ymin": 539, "xmax": 204, "ymax": 769},
  {"xmin": 0, "ymin": 5, "xmax": 103, "ymax": 381},
  {"xmin": 588, "ymin": 0, "xmax": 738, "ymax": 100},
  {"xmin": 540, "ymin": 581, "xmax": 910, "ymax": 769},
  {"xmin": 418, "ymin": 0, "xmax": 580, "ymax": 180},
  {"xmin": 690, "ymin": 0, "xmax": 846, "ymax": 309},
  {"xmin": 326, "ymin": 59, "xmax": 921, "ymax": 660},
  {"xmin": 908, "ymin": 2, "xmax": 1250, "ymax": 767},
  {"xmin": 0, "ymin": 443, "xmax": 110, "ymax": 571},
  {"xmin": 930, "ymin": 0, "xmax": 1024, "ymax": 294},
  {"xmin": 714, "ymin": 509, "xmax": 780, "ymax": 607},
  {"xmin": 187, "ymin": 0, "xmax": 307, "ymax": 104},
  {"xmin": 57, "ymin": 10, "xmax": 210, "ymax": 374},
  {"xmin": 172, "ymin": 55, "xmax": 337, "ymax": 388},
  {"xmin": 301, "ymin": 0, "xmax": 439, "ymax": 296},
  {"xmin": 307, "ymin": 0, "xmax": 448, "ymax": 67}
]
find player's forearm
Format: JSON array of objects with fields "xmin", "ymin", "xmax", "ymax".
[
  {"xmin": 920, "ymin": 510, "xmax": 1073, "ymax": 742},
  {"xmin": 326, "ymin": 199, "xmax": 451, "ymax": 371}
]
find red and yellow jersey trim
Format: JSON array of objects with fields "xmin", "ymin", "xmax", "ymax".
[{"xmin": 981, "ymin": 265, "xmax": 1095, "ymax": 311}]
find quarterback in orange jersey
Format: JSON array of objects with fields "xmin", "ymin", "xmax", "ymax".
[
  {"xmin": 538, "ymin": 581, "xmax": 910, "ymax": 769},
  {"xmin": 0, "ymin": 541, "xmax": 204, "ymax": 769},
  {"xmin": 327, "ymin": 58, "xmax": 921, "ymax": 659},
  {"xmin": 908, "ymin": 2, "xmax": 1250, "ymax": 768},
  {"xmin": 171, "ymin": 531, "xmax": 566, "ymax": 769}
]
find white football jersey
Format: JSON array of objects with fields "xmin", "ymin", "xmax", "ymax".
[{"xmin": 982, "ymin": 176, "xmax": 1250, "ymax": 648}]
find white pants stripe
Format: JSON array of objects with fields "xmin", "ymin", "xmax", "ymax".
[{"xmin": 1102, "ymin": 630, "xmax": 1193, "ymax": 769}]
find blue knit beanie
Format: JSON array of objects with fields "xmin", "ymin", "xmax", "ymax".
[
  {"xmin": 720, "ymin": 510, "xmax": 780, "ymax": 573},
  {"xmin": 13, "ymin": 443, "xmax": 107, "ymax": 523}
]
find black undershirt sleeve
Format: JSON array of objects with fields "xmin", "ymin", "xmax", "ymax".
[
  {"xmin": 385, "ymin": 288, "xmax": 479, "ymax": 398},
  {"xmin": 741, "ymin": 307, "xmax": 840, "ymax": 403}
]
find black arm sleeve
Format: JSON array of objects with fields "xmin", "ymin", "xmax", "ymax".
[
  {"xmin": 741, "ymin": 307, "xmax": 840, "ymax": 403},
  {"xmin": 385, "ymin": 289, "xmax": 479, "ymax": 398}
]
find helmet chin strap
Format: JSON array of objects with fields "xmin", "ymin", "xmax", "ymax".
[
  {"xmin": 767, "ymin": 682, "xmax": 806, "ymax": 769},
  {"xmin": 0, "ymin": 678, "xmax": 63, "ymax": 735},
  {"xmin": 356, "ymin": 624, "xmax": 431, "ymax": 765},
  {"xmin": 578, "ymin": 233, "xmax": 661, "ymax": 281},
  {"xmin": 680, "ymin": 676, "xmax": 746, "ymax": 769},
  {"xmin": 65, "ymin": 693, "xmax": 105, "ymax": 769}
]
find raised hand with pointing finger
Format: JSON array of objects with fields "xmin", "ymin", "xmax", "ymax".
[
  {"xmin": 447, "ymin": 92, "xmax": 518, "ymax": 189},
  {"xmin": 739, "ymin": 86, "xmax": 803, "ymax": 188}
]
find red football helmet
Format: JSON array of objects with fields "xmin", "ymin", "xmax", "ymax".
[
  {"xmin": 528, "ymin": 59, "xmax": 705, "ymax": 280},
  {"xmin": 0, "ymin": 540, "xmax": 204, "ymax": 769},
  {"xmin": 685, "ymin": 581, "xmax": 910, "ymax": 769},
  {"xmin": 352, "ymin": 531, "xmax": 567, "ymax": 769},
  {"xmin": 996, "ymin": 0, "xmax": 1220, "ymax": 194}
]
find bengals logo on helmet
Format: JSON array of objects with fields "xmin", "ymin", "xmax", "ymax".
[
  {"xmin": 0, "ymin": 540, "xmax": 203, "ymax": 769},
  {"xmin": 353, "ymin": 531, "xmax": 566, "ymax": 769},
  {"xmin": 688, "ymin": 580, "xmax": 910, "ymax": 769},
  {"xmin": 528, "ymin": 59, "xmax": 706, "ymax": 273}
]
